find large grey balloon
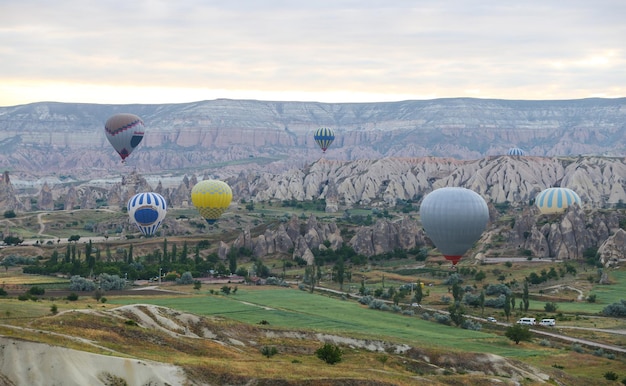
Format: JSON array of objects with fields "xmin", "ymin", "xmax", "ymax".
[{"xmin": 420, "ymin": 187, "xmax": 489, "ymax": 265}]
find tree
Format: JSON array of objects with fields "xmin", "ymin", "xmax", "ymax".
[
  {"xmin": 228, "ymin": 250, "xmax": 237, "ymax": 275},
  {"xmin": 1, "ymin": 259, "xmax": 13, "ymax": 272},
  {"xmin": 180, "ymin": 242, "xmax": 188, "ymax": 263},
  {"xmin": 3, "ymin": 210, "xmax": 16, "ymax": 218},
  {"xmin": 505, "ymin": 324, "xmax": 532, "ymax": 344},
  {"xmin": 162, "ymin": 238, "xmax": 169, "ymax": 263},
  {"xmin": 413, "ymin": 283, "xmax": 423, "ymax": 305},
  {"xmin": 315, "ymin": 343, "xmax": 342, "ymax": 365},
  {"xmin": 479, "ymin": 290, "xmax": 485, "ymax": 316},
  {"xmin": 3, "ymin": 236, "xmax": 23, "ymax": 246},
  {"xmin": 335, "ymin": 255, "xmax": 345, "ymax": 290},
  {"xmin": 522, "ymin": 280, "xmax": 530, "ymax": 312},
  {"xmin": 503, "ymin": 292, "xmax": 512, "ymax": 321},
  {"xmin": 474, "ymin": 270, "xmax": 486, "ymax": 282}
]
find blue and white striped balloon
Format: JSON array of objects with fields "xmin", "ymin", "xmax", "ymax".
[
  {"xmin": 507, "ymin": 147, "xmax": 526, "ymax": 156},
  {"xmin": 535, "ymin": 187, "xmax": 581, "ymax": 214},
  {"xmin": 127, "ymin": 192, "xmax": 167, "ymax": 236}
]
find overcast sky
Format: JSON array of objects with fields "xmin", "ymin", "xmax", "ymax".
[{"xmin": 1, "ymin": 0, "xmax": 625, "ymax": 106}]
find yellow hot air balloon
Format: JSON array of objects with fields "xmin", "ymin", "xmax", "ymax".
[{"xmin": 191, "ymin": 180, "xmax": 232, "ymax": 224}]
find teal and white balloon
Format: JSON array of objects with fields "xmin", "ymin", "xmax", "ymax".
[
  {"xmin": 314, "ymin": 127, "xmax": 335, "ymax": 153},
  {"xmin": 535, "ymin": 187, "xmax": 581, "ymax": 214}
]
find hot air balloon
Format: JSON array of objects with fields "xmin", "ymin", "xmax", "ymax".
[
  {"xmin": 507, "ymin": 147, "xmax": 526, "ymax": 156},
  {"xmin": 105, "ymin": 113, "xmax": 145, "ymax": 162},
  {"xmin": 419, "ymin": 187, "xmax": 489, "ymax": 266},
  {"xmin": 314, "ymin": 127, "xmax": 335, "ymax": 153},
  {"xmin": 535, "ymin": 187, "xmax": 581, "ymax": 214},
  {"xmin": 127, "ymin": 192, "xmax": 167, "ymax": 236},
  {"xmin": 191, "ymin": 180, "xmax": 232, "ymax": 224}
]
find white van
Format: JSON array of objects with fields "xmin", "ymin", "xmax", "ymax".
[
  {"xmin": 540, "ymin": 318, "xmax": 555, "ymax": 327},
  {"xmin": 516, "ymin": 317, "xmax": 536, "ymax": 325}
]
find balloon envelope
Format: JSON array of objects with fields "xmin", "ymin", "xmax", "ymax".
[
  {"xmin": 105, "ymin": 113, "xmax": 145, "ymax": 161},
  {"xmin": 507, "ymin": 147, "xmax": 526, "ymax": 156},
  {"xmin": 419, "ymin": 187, "xmax": 489, "ymax": 265},
  {"xmin": 127, "ymin": 192, "xmax": 167, "ymax": 236},
  {"xmin": 191, "ymin": 180, "xmax": 233, "ymax": 224},
  {"xmin": 535, "ymin": 187, "xmax": 581, "ymax": 214},
  {"xmin": 314, "ymin": 127, "xmax": 335, "ymax": 153}
]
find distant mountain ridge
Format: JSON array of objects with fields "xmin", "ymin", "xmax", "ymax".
[{"xmin": 0, "ymin": 98, "xmax": 624, "ymax": 178}]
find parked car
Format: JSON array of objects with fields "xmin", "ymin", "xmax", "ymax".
[
  {"xmin": 516, "ymin": 317, "xmax": 536, "ymax": 325},
  {"xmin": 486, "ymin": 317, "xmax": 497, "ymax": 323},
  {"xmin": 540, "ymin": 318, "xmax": 556, "ymax": 327}
]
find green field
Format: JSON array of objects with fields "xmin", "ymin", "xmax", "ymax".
[{"xmin": 111, "ymin": 287, "xmax": 547, "ymax": 358}]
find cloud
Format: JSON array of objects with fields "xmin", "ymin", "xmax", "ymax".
[{"xmin": 1, "ymin": 0, "xmax": 625, "ymax": 105}]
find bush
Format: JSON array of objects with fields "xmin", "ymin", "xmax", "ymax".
[
  {"xmin": 178, "ymin": 271, "xmax": 194, "ymax": 285},
  {"xmin": 261, "ymin": 346, "xmax": 278, "ymax": 358},
  {"xmin": 0, "ymin": 288, "xmax": 7, "ymax": 296},
  {"xmin": 571, "ymin": 344, "xmax": 584, "ymax": 353},
  {"xmin": 433, "ymin": 314, "xmax": 451, "ymax": 325},
  {"xmin": 539, "ymin": 339, "xmax": 551, "ymax": 347},
  {"xmin": 604, "ymin": 371, "xmax": 618, "ymax": 381},
  {"xmin": 315, "ymin": 343, "xmax": 342, "ymax": 365},
  {"xmin": 485, "ymin": 283, "xmax": 511, "ymax": 296},
  {"xmin": 601, "ymin": 299, "xmax": 626, "ymax": 317},
  {"xmin": 461, "ymin": 319, "xmax": 482, "ymax": 331},
  {"xmin": 98, "ymin": 273, "xmax": 126, "ymax": 291},
  {"xmin": 66, "ymin": 292, "xmax": 79, "ymax": 301},
  {"xmin": 28, "ymin": 286, "xmax": 45, "ymax": 296},
  {"xmin": 70, "ymin": 275, "xmax": 96, "ymax": 291},
  {"xmin": 50, "ymin": 304, "xmax": 58, "ymax": 315},
  {"xmin": 544, "ymin": 302, "xmax": 558, "ymax": 312}
]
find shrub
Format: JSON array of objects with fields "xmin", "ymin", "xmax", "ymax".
[
  {"xmin": 587, "ymin": 294, "xmax": 597, "ymax": 303},
  {"xmin": 461, "ymin": 319, "xmax": 482, "ymax": 331},
  {"xmin": 98, "ymin": 273, "xmax": 126, "ymax": 291},
  {"xmin": 66, "ymin": 292, "xmax": 79, "ymax": 301},
  {"xmin": 604, "ymin": 371, "xmax": 618, "ymax": 381},
  {"xmin": 28, "ymin": 286, "xmax": 45, "ymax": 296},
  {"xmin": 50, "ymin": 304, "xmax": 58, "ymax": 315},
  {"xmin": 539, "ymin": 339, "xmax": 551, "ymax": 347},
  {"xmin": 0, "ymin": 288, "xmax": 7, "ymax": 296},
  {"xmin": 70, "ymin": 275, "xmax": 96, "ymax": 291},
  {"xmin": 571, "ymin": 344, "xmax": 584, "ymax": 353},
  {"xmin": 315, "ymin": 343, "xmax": 342, "ymax": 365},
  {"xmin": 433, "ymin": 314, "xmax": 451, "ymax": 325},
  {"xmin": 261, "ymin": 346, "xmax": 278, "ymax": 358},
  {"xmin": 178, "ymin": 271, "xmax": 194, "ymax": 285},
  {"xmin": 544, "ymin": 302, "xmax": 558, "ymax": 312},
  {"xmin": 601, "ymin": 299, "xmax": 626, "ymax": 317},
  {"xmin": 485, "ymin": 283, "xmax": 511, "ymax": 296}
]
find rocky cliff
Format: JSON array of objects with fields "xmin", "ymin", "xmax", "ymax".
[{"xmin": 0, "ymin": 98, "xmax": 624, "ymax": 179}]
